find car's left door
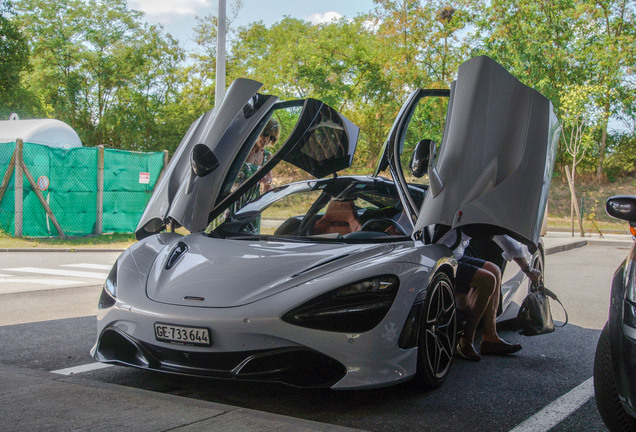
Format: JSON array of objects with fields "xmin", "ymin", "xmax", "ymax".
[{"xmin": 136, "ymin": 80, "xmax": 359, "ymax": 239}]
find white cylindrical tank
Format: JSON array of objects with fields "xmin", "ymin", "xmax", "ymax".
[{"xmin": 0, "ymin": 117, "xmax": 82, "ymax": 148}]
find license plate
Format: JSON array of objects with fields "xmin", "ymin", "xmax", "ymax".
[{"xmin": 154, "ymin": 322, "xmax": 211, "ymax": 346}]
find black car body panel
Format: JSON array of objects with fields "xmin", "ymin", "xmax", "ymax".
[
  {"xmin": 608, "ymin": 243, "xmax": 636, "ymax": 416},
  {"xmin": 595, "ymin": 195, "xmax": 636, "ymax": 429}
]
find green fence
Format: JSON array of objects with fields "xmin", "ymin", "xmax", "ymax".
[{"xmin": 0, "ymin": 140, "xmax": 167, "ymax": 237}]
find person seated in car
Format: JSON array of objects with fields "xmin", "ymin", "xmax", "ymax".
[{"xmin": 436, "ymin": 227, "xmax": 541, "ymax": 361}]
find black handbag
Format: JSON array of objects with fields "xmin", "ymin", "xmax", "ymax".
[{"xmin": 517, "ymin": 284, "xmax": 568, "ymax": 336}]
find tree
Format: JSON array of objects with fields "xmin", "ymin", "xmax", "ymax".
[
  {"xmin": 575, "ymin": 0, "xmax": 636, "ymax": 181},
  {"xmin": 13, "ymin": 0, "xmax": 184, "ymax": 149},
  {"xmin": 229, "ymin": 16, "xmax": 391, "ymax": 166},
  {"xmin": 560, "ymin": 84, "xmax": 603, "ymax": 235},
  {"xmin": 372, "ymin": 0, "xmax": 478, "ymax": 91},
  {"xmin": 476, "ymin": 0, "xmax": 580, "ymax": 110},
  {"xmin": 366, "ymin": 0, "xmax": 480, "ymax": 165},
  {"xmin": 0, "ymin": 0, "xmax": 41, "ymax": 117},
  {"xmin": 477, "ymin": 0, "xmax": 635, "ymax": 180}
]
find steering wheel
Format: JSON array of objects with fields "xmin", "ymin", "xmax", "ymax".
[{"xmin": 360, "ymin": 218, "xmax": 407, "ymax": 236}]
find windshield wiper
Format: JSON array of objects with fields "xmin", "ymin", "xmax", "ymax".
[
  {"xmin": 256, "ymin": 235, "xmax": 312, "ymax": 243},
  {"xmin": 225, "ymin": 234, "xmax": 344, "ymax": 243}
]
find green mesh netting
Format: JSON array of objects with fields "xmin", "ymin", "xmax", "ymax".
[{"xmin": 0, "ymin": 142, "xmax": 165, "ymax": 237}]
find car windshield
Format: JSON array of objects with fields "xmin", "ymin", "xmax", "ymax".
[{"xmin": 206, "ymin": 177, "xmax": 426, "ymax": 243}]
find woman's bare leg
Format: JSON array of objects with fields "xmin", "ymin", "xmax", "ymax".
[
  {"xmin": 459, "ymin": 268, "xmax": 496, "ymax": 347},
  {"xmin": 480, "ymin": 261, "xmax": 504, "ymax": 343}
]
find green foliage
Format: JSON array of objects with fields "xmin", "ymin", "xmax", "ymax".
[
  {"xmin": 476, "ymin": 0, "xmax": 635, "ymax": 179},
  {"xmin": 604, "ymin": 133, "xmax": 636, "ymax": 180},
  {"xmin": 12, "ymin": 0, "xmax": 184, "ymax": 150},
  {"xmin": 0, "ymin": 0, "xmax": 42, "ymax": 117},
  {"xmin": 5, "ymin": 0, "xmax": 635, "ymax": 179}
]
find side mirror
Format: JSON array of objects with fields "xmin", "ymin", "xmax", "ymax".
[
  {"xmin": 190, "ymin": 143, "xmax": 220, "ymax": 177},
  {"xmin": 409, "ymin": 139, "xmax": 434, "ymax": 178},
  {"xmin": 606, "ymin": 195, "xmax": 636, "ymax": 223}
]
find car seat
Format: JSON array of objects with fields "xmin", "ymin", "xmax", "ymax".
[{"xmin": 312, "ymin": 200, "xmax": 362, "ymax": 235}]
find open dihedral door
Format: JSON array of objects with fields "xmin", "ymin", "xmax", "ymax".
[
  {"xmin": 414, "ymin": 56, "xmax": 560, "ymax": 248},
  {"xmin": 136, "ymin": 79, "xmax": 359, "ymax": 239},
  {"xmin": 383, "ymin": 56, "xmax": 560, "ymax": 249}
]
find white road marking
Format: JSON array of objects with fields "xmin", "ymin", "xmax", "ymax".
[
  {"xmin": 508, "ymin": 377, "xmax": 594, "ymax": 432},
  {"xmin": 61, "ymin": 263, "xmax": 113, "ymax": 271},
  {"xmin": 4, "ymin": 267, "xmax": 108, "ymax": 279},
  {"xmin": 51, "ymin": 362, "xmax": 114, "ymax": 376},
  {"xmin": 0, "ymin": 279, "xmax": 85, "ymax": 294},
  {"xmin": 0, "ymin": 278, "xmax": 82, "ymax": 286}
]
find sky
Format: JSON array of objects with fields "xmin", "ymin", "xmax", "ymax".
[{"xmin": 128, "ymin": 0, "xmax": 376, "ymax": 51}]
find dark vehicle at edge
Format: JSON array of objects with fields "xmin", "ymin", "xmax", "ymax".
[{"xmin": 594, "ymin": 195, "xmax": 636, "ymax": 431}]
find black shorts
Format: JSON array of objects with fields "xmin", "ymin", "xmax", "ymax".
[{"xmin": 455, "ymin": 256, "xmax": 487, "ymax": 295}]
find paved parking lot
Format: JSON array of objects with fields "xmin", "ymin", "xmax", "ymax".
[{"xmin": 0, "ymin": 237, "xmax": 630, "ymax": 431}]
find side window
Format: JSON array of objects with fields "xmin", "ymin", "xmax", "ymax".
[
  {"xmin": 354, "ymin": 197, "xmax": 380, "ymax": 211},
  {"xmin": 400, "ymin": 95, "xmax": 449, "ymax": 184},
  {"xmin": 209, "ymin": 98, "xmax": 358, "ymax": 230},
  {"xmin": 218, "ymin": 103, "xmax": 304, "ymax": 208},
  {"xmin": 260, "ymin": 190, "xmax": 323, "ymax": 235}
]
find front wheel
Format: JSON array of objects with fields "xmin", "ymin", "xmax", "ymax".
[
  {"xmin": 594, "ymin": 323, "xmax": 636, "ymax": 431},
  {"xmin": 415, "ymin": 272, "xmax": 456, "ymax": 389}
]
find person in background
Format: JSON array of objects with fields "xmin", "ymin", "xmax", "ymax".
[{"xmin": 238, "ymin": 118, "xmax": 280, "ymax": 195}]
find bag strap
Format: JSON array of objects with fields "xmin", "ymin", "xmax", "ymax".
[{"xmin": 539, "ymin": 285, "xmax": 568, "ymax": 327}]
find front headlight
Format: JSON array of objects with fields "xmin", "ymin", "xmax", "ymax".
[
  {"xmin": 282, "ymin": 275, "xmax": 399, "ymax": 333},
  {"xmin": 99, "ymin": 263, "xmax": 118, "ymax": 309}
]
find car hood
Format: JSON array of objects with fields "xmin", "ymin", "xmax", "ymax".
[{"xmin": 145, "ymin": 234, "xmax": 394, "ymax": 307}]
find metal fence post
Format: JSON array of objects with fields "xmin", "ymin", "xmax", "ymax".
[
  {"xmin": 96, "ymin": 145, "xmax": 104, "ymax": 235},
  {"xmin": 153, "ymin": 149, "xmax": 170, "ymax": 187},
  {"xmin": 14, "ymin": 138, "xmax": 23, "ymax": 238}
]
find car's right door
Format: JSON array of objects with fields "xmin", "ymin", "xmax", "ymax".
[{"xmin": 382, "ymin": 55, "xmax": 561, "ymax": 250}]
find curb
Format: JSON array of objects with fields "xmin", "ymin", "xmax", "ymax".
[
  {"xmin": 545, "ymin": 240, "xmax": 588, "ymax": 255},
  {"xmin": 0, "ymin": 362, "xmax": 364, "ymax": 432}
]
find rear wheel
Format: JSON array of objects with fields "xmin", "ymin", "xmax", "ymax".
[
  {"xmin": 594, "ymin": 323, "xmax": 636, "ymax": 432},
  {"xmin": 415, "ymin": 272, "xmax": 456, "ymax": 389},
  {"xmin": 530, "ymin": 248, "xmax": 544, "ymax": 288}
]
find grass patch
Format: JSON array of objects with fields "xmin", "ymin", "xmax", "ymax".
[
  {"xmin": 546, "ymin": 216, "xmax": 629, "ymax": 235},
  {"xmin": 547, "ymin": 175, "xmax": 635, "ymax": 234},
  {"xmin": 0, "ymin": 231, "xmax": 137, "ymax": 249}
]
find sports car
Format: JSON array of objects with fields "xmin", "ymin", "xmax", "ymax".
[{"xmin": 91, "ymin": 56, "xmax": 560, "ymax": 389}]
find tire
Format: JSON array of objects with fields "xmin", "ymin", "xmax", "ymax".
[
  {"xmin": 530, "ymin": 248, "xmax": 544, "ymax": 289},
  {"xmin": 594, "ymin": 323, "xmax": 636, "ymax": 432},
  {"xmin": 415, "ymin": 272, "xmax": 457, "ymax": 389}
]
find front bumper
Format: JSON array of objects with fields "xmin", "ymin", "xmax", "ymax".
[{"xmin": 93, "ymin": 326, "xmax": 346, "ymax": 388}]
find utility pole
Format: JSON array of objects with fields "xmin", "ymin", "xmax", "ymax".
[{"xmin": 215, "ymin": 0, "xmax": 226, "ymax": 107}]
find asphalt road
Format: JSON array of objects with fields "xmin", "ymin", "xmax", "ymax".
[
  {"xmin": 0, "ymin": 251, "xmax": 121, "ymax": 325},
  {"xmin": 0, "ymin": 242, "xmax": 629, "ymax": 431}
]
